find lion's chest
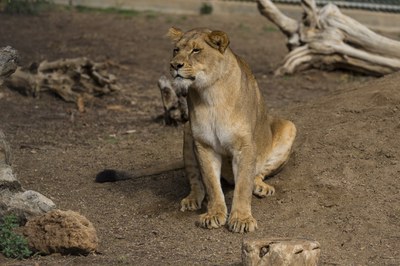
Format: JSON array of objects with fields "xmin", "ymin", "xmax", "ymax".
[{"xmin": 190, "ymin": 108, "xmax": 234, "ymax": 156}]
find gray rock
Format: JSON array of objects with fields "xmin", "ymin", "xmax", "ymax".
[
  {"xmin": 0, "ymin": 130, "xmax": 12, "ymax": 166},
  {"xmin": 0, "ymin": 166, "xmax": 21, "ymax": 191},
  {"xmin": 0, "ymin": 165, "xmax": 18, "ymax": 183},
  {"xmin": 0, "ymin": 46, "xmax": 19, "ymax": 84},
  {"xmin": 14, "ymin": 190, "xmax": 56, "ymax": 213},
  {"xmin": 1, "ymin": 189, "xmax": 56, "ymax": 221}
]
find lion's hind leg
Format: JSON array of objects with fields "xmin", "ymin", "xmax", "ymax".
[
  {"xmin": 180, "ymin": 124, "xmax": 205, "ymax": 212},
  {"xmin": 253, "ymin": 174, "xmax": 276, "ymax": 197},
  {"xmin": 253, "ymin": 118, "xmax": 296, "ymax": 198},
  {"xmin": 180, "ymin": 163, "xmax": 204, "ymax": 211}
]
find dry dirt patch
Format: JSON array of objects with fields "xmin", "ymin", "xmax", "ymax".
[{"xmin": 0, "ymin": 8, "xmax": 399, "ymax": 265}]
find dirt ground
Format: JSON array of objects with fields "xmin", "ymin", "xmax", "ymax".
[{"xmin": 0, "ymin": 7, "xmax": 399, "ymax": 266}]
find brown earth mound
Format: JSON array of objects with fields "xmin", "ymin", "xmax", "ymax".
[
  {"xmin": 281, "ymin": 72, "xmax": 400, "ymax": 265},
  {"xmin": 23, "ymin": 209, "xmax": 98, "ymax": 255}
]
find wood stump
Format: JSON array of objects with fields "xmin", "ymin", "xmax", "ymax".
[{"xmin": 242, "ymin": 238, "xmax": 321, "ymax": 266}]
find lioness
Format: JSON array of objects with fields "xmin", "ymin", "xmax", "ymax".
[
  {"xmin": 168, "ymin": 27, "xmax": 296, "ymax": 233},
  {"xmin": 96, "ymin": 28, "xmax": 296, "ymax": 234}
]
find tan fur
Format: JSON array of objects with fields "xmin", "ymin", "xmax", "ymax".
[{"xmin": 168, "ymin": 28, "xmax": 296, "ymax": 233}]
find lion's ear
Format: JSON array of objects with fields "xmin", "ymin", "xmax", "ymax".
[
  {"xmin": 167, "ymin": 27, "xmax": 184, "ymax": 42},
  {"xmin": 206, "ymin": 30, "xmax": 230, "ymax": 53}
]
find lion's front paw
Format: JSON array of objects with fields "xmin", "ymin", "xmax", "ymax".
[
  {"xmin": 198, "ymin": 211, "xmax": 227, "ymax": 229},
  {"xmin": 253, "ymin": 182, "xmax": 275, "ymax": 198},
  {"xmin": 180, "ymin": 196, "xmax": 202, "ymax": 212},
  {"xmin": 228, "ymin": 212, "xmax": 258, "ymax": 233}
]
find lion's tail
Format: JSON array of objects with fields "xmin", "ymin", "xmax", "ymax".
[{"xmin": 95, "ymin": 160, "xmax": 184, "ymax": 183}]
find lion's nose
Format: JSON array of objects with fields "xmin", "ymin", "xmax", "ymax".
[{"xmin": 171, "ymin": 62, "xmax": 184, "ymax": 70}]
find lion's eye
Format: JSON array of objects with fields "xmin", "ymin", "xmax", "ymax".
[
  {"xmin": 173, "ymin": 48, "xmax": 179, "ymax": 55},
  {"xmin": 192, "ymin": 48, "xmax": 201, "ymax": 54}
]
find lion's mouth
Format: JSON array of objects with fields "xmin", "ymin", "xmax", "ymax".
[{"xmin": 174, "ymin": 73, "xmax": 195, "ymax": 81}]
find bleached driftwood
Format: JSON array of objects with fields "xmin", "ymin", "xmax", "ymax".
[
  {"xmin": 158, "ymin": 75, "xmax": 188, "ymax": 125},
  {"xmin": 242, "ymin": 238, "xmax": 321, "ymax": 266},
  {"xmin": 257, "ymin": 0, "xmax": 400, "ymax": 76},
  {"xmin": 5, "ymin": 57, "xmax": 121, "ymax": 111}
]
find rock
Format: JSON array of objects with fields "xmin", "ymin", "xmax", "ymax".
[
  {"xmin": 0, "ymin": 165, "xmax": 21, "ymax": 190},
  {"xmin": 0, "ymin": 130, "xmax": 12, "ymax": 166},
  {"xmin": 242, "ymin": 238, "xmax": 321, "ymax": 266},
  {"xmin": 12, "ymin": 190, "xmax": 55, "ymax": 214},
  {"xmin": 0, "ymin": 189, "xmax": 56, "ymax": 222},
  {"xmin": 23, "ymin": 210, "xmax": 99, "ymax": 255},
  {"xmin": 0, "ymin": 46, "xmax": 18, "ymax": 85},
  {"xmin": 0, "ymin": 130, "xmax": 15, "ymax": 189}
]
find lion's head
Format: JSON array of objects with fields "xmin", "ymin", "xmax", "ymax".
[{"xmin": 167, "ymin": 27, "xmax": 230, "ymax": 92}]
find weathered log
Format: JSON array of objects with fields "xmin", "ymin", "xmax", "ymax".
[
  {"xmin": 242, "ymin": 238, "xmax": 321, "ymax": 266},
  {"xmin": 4, "ymin": 57, "xmax": 121, "ymax": 111},
  {"xmin": 257, "ymin": 0, "xmax": 400, "ymax": 76},
  {"xmin": 158, "ymin": 75, "xmax": 188, "ymax": 125}
]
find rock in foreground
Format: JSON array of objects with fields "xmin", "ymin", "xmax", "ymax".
[
  {"xmin": 23, "ymin": 209, "xmax": 98, "ymax": 255},
  {"xmin": 242, "ymin": 238, "xmax": 320, "ymax": 266}
]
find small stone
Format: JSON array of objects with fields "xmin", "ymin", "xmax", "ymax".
[
  {"xmin": 0, "ymin": 166, "xmax": 20, "ymax": 189},
  {"xmin": 0, "ymin": 130, "xmax": 12, "ymax": 165}
]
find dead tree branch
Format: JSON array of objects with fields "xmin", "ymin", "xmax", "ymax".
[
  {"xmin": 257, "ymin": 0, "xmax": 400, "ymax": 76},
  {"xmin": 158, "ymin": 75, "xmax": 188, "ymax": 125},
  {"xmin": 5, "ymin": 57, "xmax": 121, "ymax": 111}
]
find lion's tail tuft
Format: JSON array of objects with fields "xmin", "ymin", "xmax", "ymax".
[{"xmin": 95, "ymin": 169, "xmax": 131, "ymax": 183}]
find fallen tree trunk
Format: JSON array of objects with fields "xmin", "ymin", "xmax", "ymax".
[
  {"xmin": 157, "ymin": 75, "xmax": 188, "ymax": 125},
  {"xmin": 257, "ymin": 0, "xmax": 400, "ymax": 76},
  {"xmin": 5, "ymin": 57, "xmax": 121, "ymax": 112}
]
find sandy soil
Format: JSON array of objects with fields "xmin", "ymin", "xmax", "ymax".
[{"xmin": 0, "ymin": 8, "xmax": 399, "ymax": 265}]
